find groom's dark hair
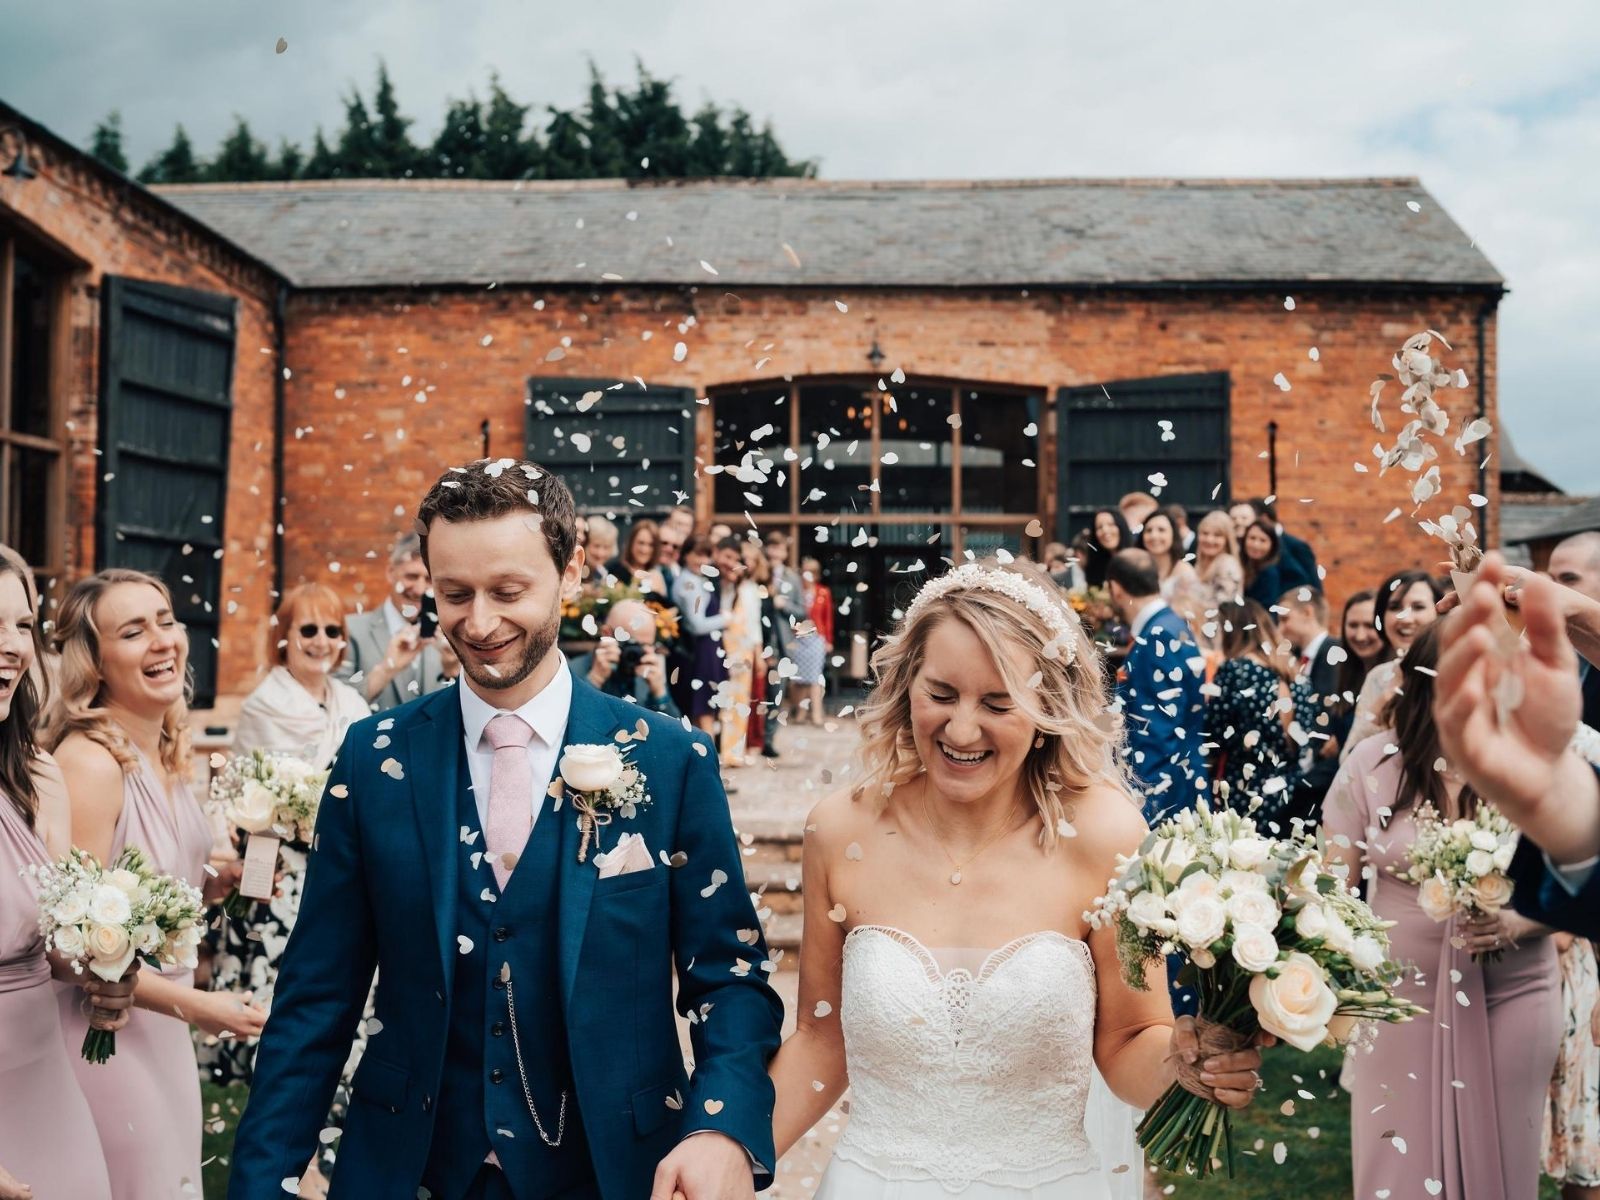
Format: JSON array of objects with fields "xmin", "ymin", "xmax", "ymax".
[{"xmin": 415, "ymin": 458, "xmax": 579, "ymax": 572}]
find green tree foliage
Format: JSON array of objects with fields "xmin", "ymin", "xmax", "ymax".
[
  {"xmin": 104, "ymin": 58, "xmax": 816, "ymax": 184},
  {"xmin": 88, "ymin": 111, "xmax": 129, "ymax": 174}
]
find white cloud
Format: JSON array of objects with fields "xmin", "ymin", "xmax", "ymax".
[{"xmin": 4, "ymin": 0, "xmax": 1597, "ymax": 490}]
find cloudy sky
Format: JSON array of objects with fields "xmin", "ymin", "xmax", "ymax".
[{"xmin": 5, "ymin": 1, "xmax": 1598, "ymax": 492}]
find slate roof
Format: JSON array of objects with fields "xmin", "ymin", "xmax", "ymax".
[
  {"xmin": 153, "ymin": 177, "xmax": 1504, "ymax": 292},
  {"xmin": 1503, "ymin": 496, "xmax": 1600, "ymax": 545}
]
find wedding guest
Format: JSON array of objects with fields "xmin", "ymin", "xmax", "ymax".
[
  {"xmin": 46, "ymin": 569, "xmax": 266, "ymax": 1200},
  {"xmin": 582, "ymin": 516, "xmax": 619, "ymax": 585},
  {"xmin": 660, "ymin": 504, "xmax": 696, "ymax": 543},
  {"xmin": 1329, "ymin": 590, "xmax": 1383, "ymax": 751},
  {"xmin": 1046, "ymin": 538, "xmax": 1088, "ymax": 592},
  {"xmin": 1544, "ymin": 931, "xmax": 1600, "ymax": 1199},
  {"xmin": 1228, "ymin": 501, "xmax": 1257, "ymax": 543},
  {"xmin": 680, "ymin": 537, "xmax": 743, "ymax": 741},
  {"xmin": 1277, "ymin": 587, "xmax": 1342, "ymax": 824},
  {"xmin": 708, "ymin": 521, "xmax": 734, "ymax": 544},
  {"xmin": 1192, "ymin": 511, "xmax": 1244, "ymax": 611},
  {"xmin": 1166, "ymin": 503, "xmax": 1196, "ymax": 557},
  {"xmin": 337, "ymin": 532, "xmax": 457, "ymax": 711},
  {"xmin": 790, "ymin": 557, "xmax": 834, "ymax": 726},
  {"xmin": 667, "ymin": 536, "xmax": 714, "ymax": 719},
  {"xmin": 607, "ymin": 519, "xmax": 668, "ymax": 598},
  {"xmin": 1118, "ymin": 490, "xmax": 1159, "ymax": 534},
  {"xmin": 1106, "ymin": 550, "xmax": 1208, "ymax": 823},
  {"xmin": 655, "ymin": 520, "xmax": 688, "ymax": 600},
  {"xmin": 762, "ymin": 532, "xmax": 803, "ymax": 757},
  {"xmin": 719, "ymin": 542, "xmax": 770, "ymax": 764},
  {"xmin": 1249, "ymin": 497, "xmax": 1320, "ymax": 593},
  {"xmin": 1325, "ymin": 621, "xmax": 1560, "ymax": 1200},
  {"xmin": 567, "ymin": 600, "xmax": 679, "ymax": 717},
  {"xmin": 1548, "ymin": 531, "xmax": 1600, "ymax": 731},
  {"xmin": 1342, "ymin": 569, "xmax": 1444, "ymax": 761},
  {"xmin": 1042, "ymin": 542, "xmax": 1071, "ymax": 573},
  {"xmin": 1137, "ymin": 510, "xmax": 1200, "ymax": 607},
  {"xmin": 1083, "ymin": 508, "xmax": 1132, "ymax": 588},
  {"xmin": 0, "ymin": 547, "xmax": 121, "ymax": 1200},
  {"xmin": 1203, "ymin": 599, "xmax": 1312, "ymax": 830},
  {"xmin": 1240, "ymin": 519, "xmax": 1284, "ymax": 607}
]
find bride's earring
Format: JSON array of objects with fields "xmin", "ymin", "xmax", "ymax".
[{"xmin": 1033, "ymin": 733, "xmax": 1046, "ymax": 750}]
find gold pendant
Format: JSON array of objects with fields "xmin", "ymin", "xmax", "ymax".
[{"xmin": 950, "ymin": 871, "xmax": 962, "ymax": 885}]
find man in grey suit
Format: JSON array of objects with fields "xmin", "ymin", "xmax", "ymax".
[
  {"xmin": 338, "ymin": 532, "xmax": 459, "ymax": 710},
  {"xmin": 761, "ymin": 530, "xmax": 802, "ymax": 759}
]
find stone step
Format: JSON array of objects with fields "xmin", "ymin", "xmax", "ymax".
[{"xmin": 763, "ymin": 912, "xmax": 804, "ymax": 969}]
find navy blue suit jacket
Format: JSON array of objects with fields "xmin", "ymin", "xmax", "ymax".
[
  {"xmin": 228, "ymin": 678, "xmax": 784, "ymax": 1200},
  {"xmin": 1117, "ymin": 604, "xmax": 1209, "ymax": 821},
  {"xmin": 1509, "ymin": 768, "xmax": 1600, "ymax": 938}
]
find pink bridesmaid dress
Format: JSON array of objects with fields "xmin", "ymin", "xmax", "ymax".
[
  {"xmin": 1324, "ymin": 736, "xmax": 1562, "ymax": 1200},
  {"xmin": 0, "ymin": 795, "xmax": 112, "ymax": 1199},
  {"xmin": 57, "ymin": 748, "xmax": 213, "ymax": 1200}
]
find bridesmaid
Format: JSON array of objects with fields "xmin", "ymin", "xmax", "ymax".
[
  {"xmin": 0, "ymin": 547, "xmax": 126, "ymax": 1200},
  {"xmin": 1323, "ymin": 621, "xmax": 1561, "ymax": 1199},
  {"xmin": 44, "ymin": 570, "xmax": 267, "ymax": 1200}
]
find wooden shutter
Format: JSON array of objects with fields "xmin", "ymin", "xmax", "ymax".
[
  {"xmin": 524, "ymin": 378, "xmax": 697, "ymax": 512},
  {"xmin": 98, "ymin": 277, "xmax": 236, "ymax": 707}
]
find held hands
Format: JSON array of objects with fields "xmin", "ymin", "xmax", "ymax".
[
  {"xmin": 651, "ymin": 1132, "xmax": 754, "ymax": 1200},
  {"xmin": 1170, "ymin": 1016, "xmax": 1275, "ymax": 1110},
  {"xmin": 191, "ymin": 989, "xmax": 268, "ymax": 1041}
]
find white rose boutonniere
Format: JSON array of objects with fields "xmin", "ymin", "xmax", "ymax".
[{"xmin": 556, "ymin": 742, "xmax": 652, "ymax": 863}]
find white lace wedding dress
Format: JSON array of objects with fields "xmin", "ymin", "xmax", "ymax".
[{"xmin": 815, "ymin": 925, "xmax": 1142, "ymax": 1200}]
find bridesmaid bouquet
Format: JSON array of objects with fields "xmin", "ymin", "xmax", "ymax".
[
  {"xmin": 26, "ymin": 845, "xmax": 205, "ymax": 1063},
  {"xmin": 208, "ymin": 750, "xmax": 327, "ymax": 917},
  {"xmin": 1089, "ymin": 804, "xmax": 1424, "ymax": 1177},
  {"xmin": 1392, "ymin": 801, "xmax": 1518, "ymax": 962}
]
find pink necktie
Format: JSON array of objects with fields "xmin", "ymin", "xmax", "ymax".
[{"xmin": 484, "ymin": 713, "xmax": 534, "ymax": 890}]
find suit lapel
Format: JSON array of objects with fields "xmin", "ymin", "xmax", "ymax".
[
  {"xmin": 407, "ymin": 689, "xmax": 464, "ymax": 985},
  {"xmin": 556, "ymin": 679, "xmax": 623, "ymax": 1005}
]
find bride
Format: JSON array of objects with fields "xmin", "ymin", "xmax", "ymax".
[{"xmin": 769, "ymin": 561, "xmax": 1267, "ymax": 1198}]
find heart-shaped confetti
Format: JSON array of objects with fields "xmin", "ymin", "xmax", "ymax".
[
  {"xmin": 813, "ymin": 1001, "xmax": 833, "ymax": 1018},
  {"xmin": 380, "ymin": 757, "xmax": 405, "ymax": 780},
  {"xmin": 457, "ymin": 936, "xmax": 474, "ymax": 954},
  {"xmin": 703, "ymin": 1099, "xmax": 725, "ymax": 1115},
  {"xmin": 700, "ymin": 869, "xmax": 729, "ymax": 898},
  {"xmin": 664, "ymin": 1091, "xmax": 683, "ymax": 1110},
  {"xmin": 844, "ymin": 842, "xmax": 864, "ymax": 861},
  {"xmin": 827, "ymin": 904, "xmax": 847, "ymax": 923}
]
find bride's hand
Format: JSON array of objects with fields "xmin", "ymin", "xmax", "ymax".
[{"xmin": 1171, "ymin": 1016, "xmax": 1275, "ymax": 1110}]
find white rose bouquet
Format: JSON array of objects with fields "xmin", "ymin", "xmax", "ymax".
[
  {"xmin": 1088, "ymin": 803, "xmax": 1423, "ymax": 1177},
  {"xmin": 208, "ymin": 749, "xmax": 328, "ymax": 917},
  {"xmin": 25, "ymin": 845, "xmax": 205, "ymax": 1063},
  {"xmin": 1391, "ymin": 800, "xmax": 1518, "ymax": 962}
]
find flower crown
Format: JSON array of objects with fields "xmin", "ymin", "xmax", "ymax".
[{"xmin": 903, "ymin": 563, "xmax": 1079, "ymax": 663}]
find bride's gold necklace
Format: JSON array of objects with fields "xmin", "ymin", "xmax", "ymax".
[{"xmin": 920, "ymin": 789, "xmax": 1024, "ymax": 886}]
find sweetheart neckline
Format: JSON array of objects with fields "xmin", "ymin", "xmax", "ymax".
[{"xmin": 844, "ymin": 923, "xmax": 1093, "ymax": 984}]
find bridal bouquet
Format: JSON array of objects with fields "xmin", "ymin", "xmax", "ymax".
[
  {"xmin": 1391, "ymin": 801, "xmax": 1517, "ymax": 961},
  {"xmin": 1089, "ymin": 804, "xmax": 1423, "ymax": 1177},
  {"xmin": 26, "ymin": 845, "xmax": 205, "ymax": 1063},
  {"xmin": 209, "ymin": 749, "xmax": 328, "ymax": 916}
]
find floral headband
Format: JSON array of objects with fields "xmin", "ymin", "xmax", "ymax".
[{"xmin": 903, "ymin": 563, "xmax": 1079, "ymax": 664}]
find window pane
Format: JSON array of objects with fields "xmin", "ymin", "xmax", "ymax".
[
  {"xmin": 4, "ymin": 446, "xmax": 56, "ymax": 569},
  {"xmin": 960, "ymin": 390, "xmax": 1041, "ymax": 515},
  {"xmin": 798, "ymin": 384, "xmax": 874, "ymax": 515},
  {"xmin": 798, "ymin": 520, "xmax": 950, "ymax": 664},
  {"xmin": 711, "ymin": 385, "xmax": 790, "ymax": 515},
  {"xmin": 9, "ymin": 251, "xmax": 53, "ymax": 438},
  {"xmin": 959, "ymin": 523, "xmax": 1032, "ymax": 562},
  {"xmin": 879, "ymin": 384, "xmax": 954, "ymax": 515}
]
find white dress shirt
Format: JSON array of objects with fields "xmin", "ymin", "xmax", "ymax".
[
  {"xmin": 457, "ymin": 663, "xmax": 573, "ymax": 835},
  {"xmin": 1129, "ymin": 596, "xmax": 1167, "ymax": 642},
  {"xmin": 1299, "ymin": 632, "xmax": 1328, "ymax": 681}
]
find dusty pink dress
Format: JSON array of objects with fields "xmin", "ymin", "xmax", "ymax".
[
  {"xmin": 0, "ymin": 795, "xmax": 113, "ymax": 1199},
  {"xmin": 1324, "ymin": 737, "xmax": 1562, "ymax": 1200},
  {"xmin": 57, "ymin": 749, "xmax": 212, "ymax": 1200}
]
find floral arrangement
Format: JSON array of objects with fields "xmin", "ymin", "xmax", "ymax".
[
  {"xmin": 208, "ymin": 749, "xmax": 329, "ymax": 916},
  {"xmin": 553, "ymin": 742, "xmax": 652, "ymax": 863},
  {"xmin": 1067, "ymin": 586, "xmax": 1122, "ymax": 647},
  {"xmin": 559, "ymin": 581, "xmax": 680, "ymax": 645},
  {"xmin": 25, "ymin": 845, "xmax": 205, "ymax": 1063},
  {"xmin": 1391, "ymin": 801, "xmax": 1518, "ymax": 961},
  {"xmin": 1088, "ymin": 803, "xmax": 1424, "ymax": 1177}
]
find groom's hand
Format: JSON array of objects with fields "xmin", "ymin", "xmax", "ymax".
[{"xmin": 651, "ymin": 1132, "xmax": 755, "ymax": 1200}]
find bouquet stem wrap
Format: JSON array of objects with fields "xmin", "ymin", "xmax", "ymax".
[{"xmin": 1138, "ymin": 983, "xmax": 1258, "ymax": 1177}]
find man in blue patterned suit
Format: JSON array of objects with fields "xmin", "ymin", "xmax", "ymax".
[{"xmin": 231, "ymin": 461, "xmax": 784, "ymax": 1200}]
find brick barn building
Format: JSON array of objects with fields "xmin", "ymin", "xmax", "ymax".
[{"xmin": 1, "ymin": 100, "xmax": 1505, "ymax": 716}]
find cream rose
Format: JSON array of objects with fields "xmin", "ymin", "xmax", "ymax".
[
  {"xmin": 1230, "ymin": 924, "xmax": 1281, "ymax": 973},
  {"xmin": 86, "ymin": 923, "xmax": 136, "ymax": 982},
  {"xmin": 1226, "ymin": 837, "xmax": 1272, "ymax": 871},
  {"xmin": 1470, "ymin": 873, "xmax": 1513, "ymax": 912},
  {"xmin": 1175, "ymin": 870, "xmax": 1220, "ymax": 903},
  {"xmin": 1465, "ymin": 849, "xmax": 1494, "ymax": 878},
  {"xmin": 51, "ymin": 887, "xmax": 90, "ymax": 927},
  {"xmin": 1220, "ymin": 868, "xmax": 1270, "ymax": 895},
  {"xmin": 1128, "ymin": 891, "xmax": 1175, "ymax": 935},
  {"xmin": 105, "ymin": 868, "xmax": 142, "ymax": 897},
  {"xmin": 228, "ymin": 779, "xmax": 279, "ymax": 834},
  {"xmin": 1468, "ymin": 829, "xmax": 1498, "ymax": 853},
  {"xmin": 1492, "ymin": 843, "xmax": 1516, "ymax": 873},
  {"xmin": 1418, "ymin": 875, "xmax": 1456, "ymax": 922},
  {"xmin": 1322, "ymin": 910, "xmax": 1355, "ymax": 954},
  {"xmin": 1294, "ymin": 902, "xmax": 1330, "ymax": 940},
  {"xmin": 1248, "ymin": 952, "xmax": 1338, "ymax": 1051},
  {"xmin": 1175, "ymin": 895, "xmax": 1227, "ymax": 951},
  {"xmin": 52, "ymin": 924, "xmax": 86, "ymax": 959},
  {"xmin": 1227, "ymin": 889, "xmax": 1281, "ymax": 931},
  {"xmin": 559, "ymin": 744, "xmax": 625, "ymax": 793},
  {"xmin": 86, "ymin": 884, "xmax": 132, "ymax": 928},
  {"xmin": 1350, "ymin": 934, "xmax": 1386, "ymax": 974}
]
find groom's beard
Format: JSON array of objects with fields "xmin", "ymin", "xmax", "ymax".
[{"xmin": 453, "ymin": 607, "xmax": 560, "ymax": 692}]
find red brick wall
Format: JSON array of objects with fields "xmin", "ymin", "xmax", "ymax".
[
  {"xmin": 0, "ymin": 140, "xmax": 281, "ymax": 712},
  {"xmin": 281, "ymin": 284, "xmax": 1498, "ymax": 637}
]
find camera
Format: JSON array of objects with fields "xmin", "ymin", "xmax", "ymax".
[
  {"xmin": 615, "ymin": 641, "xmax": 647, "ymax": 682},
  {"xmin": 418, "ymin": 592, "xmax": 439, "ymax": 640}
]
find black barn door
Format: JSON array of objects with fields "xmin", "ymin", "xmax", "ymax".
[
  {"xmin": 525, "ymin": 377, "xmax": 697, "ymax": 514},
  {"xmin": 98, "ymin": 277, "xmax": 236, "ymax": 707}
]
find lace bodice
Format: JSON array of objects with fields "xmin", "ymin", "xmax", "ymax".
[{"xmin": 834, "ymin": 925, "xmax": 1101, "ymax": 1190}]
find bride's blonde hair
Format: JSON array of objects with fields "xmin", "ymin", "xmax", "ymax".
[
  {"xmin": 42, "ymin": 569, "xmax": 192, "ymax": 778},
  {"xmin": 854, "ymin": 560, "xmax": 1135, "ymax": 847}
]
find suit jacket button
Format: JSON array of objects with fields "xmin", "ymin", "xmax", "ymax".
[
  {"xmin": 493, "ymin": 926, "xmax": 510, "ymax": 942},
  {"xmin": 423, "ymin": 1095, "xmax": 432, "ymax": 1112},
  {"xmin": 490, "ymin": 1068, "xmax": 505, "ymax": 1084},
  {"xmin": 491, "ymin": 1022, "xmax": 505, "ymax": 1038}
]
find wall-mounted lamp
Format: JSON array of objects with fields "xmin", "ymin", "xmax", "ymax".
[
  {"xmin": 866, "ymin": 339, "xmax": 886, "ymax": 371},
  {"xmin": 0, "ymin": 125, "xmax": 38, "ymax": 181}
]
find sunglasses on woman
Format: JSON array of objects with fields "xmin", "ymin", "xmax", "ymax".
[{"xmin": 298, "ymin": 623, "xmax": 344, "ymax": 640}]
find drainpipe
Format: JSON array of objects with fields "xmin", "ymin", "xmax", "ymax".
[
  {"xmin": 271, "ymin": 284, "xmax": 287, "ymax": 599},
  {"xmin": 1266, "ymin": 420, "xmax": 1279, "ymax": 498}
]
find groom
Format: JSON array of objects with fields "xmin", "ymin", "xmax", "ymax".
[{"xmin": 230, "ymin": 461, "xmax": 784, "ymax": 1200}]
